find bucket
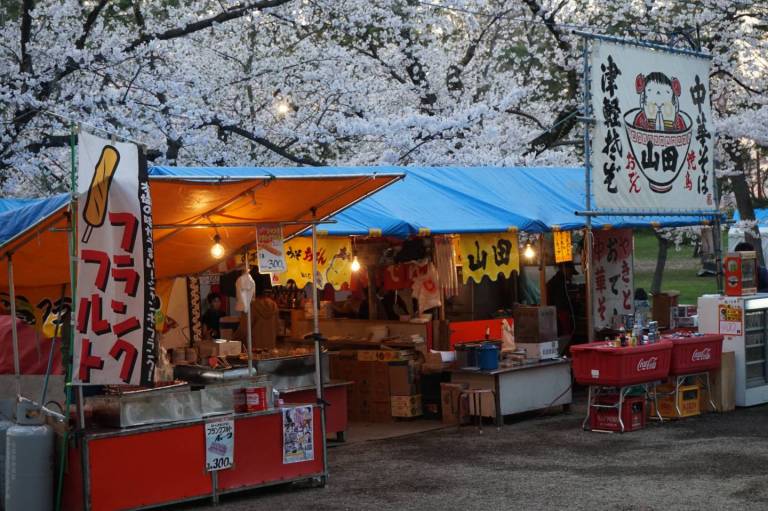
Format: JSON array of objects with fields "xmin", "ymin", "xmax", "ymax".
[
  {"xmin": 245, "ymin": 386, "xmax": 268, "ymax": 412},
  {"xmin": 478, "ymin": 342, "xmax": 500, "ymax": 371}
]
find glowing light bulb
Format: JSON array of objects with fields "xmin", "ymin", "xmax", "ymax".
[
  {"xmin": 211, "ymin": 234, "xmax": 225, "ymax": 259},
  {"xmin": 276, "ymin": 100, "xmax": 290, "ymax": 115},
  {"xmin": 351, "ymin": 256, "xmax": 361, "ymax": 272},
  {"xmin": 523, "ymin": 242, "xmax": 535, "ymax": 260}
]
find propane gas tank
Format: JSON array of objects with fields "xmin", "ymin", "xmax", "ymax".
[{"xmin": 5, "ymin": 422, "xmax": 54, "ymax": 511}]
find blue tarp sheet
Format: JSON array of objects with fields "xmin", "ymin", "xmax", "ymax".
[
  {"xmin": 320, "ymin": 167, "xmax": 716, "ymax": 236},
  {"xmin": 733, "ymin": 209, "xmax": 768, "ymax": 224},
  {"xmin": 148, "ymin": 165, "xmax": 404, "ymax": 179},
  {"xmin": 0, "ymin": 197, "xmax": 47, "ymax": 213},
  {"xmin": 0, "ymin": 193, "xmax": 69, "ymax": 245}
]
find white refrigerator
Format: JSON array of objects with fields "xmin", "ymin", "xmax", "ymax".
[{"xmin": 698, "ymin": 293, "xmax": 768, "ymax": 406}]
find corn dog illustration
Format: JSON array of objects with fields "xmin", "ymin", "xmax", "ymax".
[{"xmin": 81, "ymin": 145, "xmax": 120, "ymax": 243}]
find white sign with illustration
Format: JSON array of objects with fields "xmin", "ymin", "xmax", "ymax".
[{"xmin": 590, "ymin": 39, "xmax": 714, "ymax": 212}]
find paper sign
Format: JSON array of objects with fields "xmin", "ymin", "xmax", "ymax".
[
  {"xmin": 205, "ymin": 418, "xmax": 235, "ymax": 471},
  {"xmin": 553, "ymin": 231, "xmax": 573, "ymax": 263},
  {"xmin": 592, "ymin": 229, "xmax": 634, "ymax": 330},
  {"xmin": 457, "ymin": 232, "xmax": 520, "ymax": 284},
  {"xmin": 256, "ymin": 224, "xmax": 286, "ymax": 273},
  {"xmin": 718, "ymin": 298, "xmax": 743, "ymax": 336},
  {"xmin": 283, "ymin": 406, "xmax": 314, "ymax": 464},
  {"xmin": 73, "ymin": 132, "xmax": 157, "ymax": 385},
  {"xmin": 590, "ymin": 39, "xmax": 714, "ymax": 212}
]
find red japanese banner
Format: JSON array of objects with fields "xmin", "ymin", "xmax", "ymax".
[
  {"xmin": 591, "ymin": 229, "xmax": 634, "ymax": 330},
  {"xmin": 73, "ymin": 132, "xmax": 157, "ymax": 385}
]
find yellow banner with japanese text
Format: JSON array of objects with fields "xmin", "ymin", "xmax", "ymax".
[
  {"xmin": 457, "ymin": 232, "xmax": 519, "ymax": 284},
  {"xmin": 553, "ymin": 231, "xmax": 573, "ymax": 263},
  {"xmin": 271, "ymin": 237, "xmax": 353, "ymax": 290}
]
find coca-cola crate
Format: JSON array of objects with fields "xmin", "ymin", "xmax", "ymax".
[
  {"xmin": 589, "ymin": 395, "xmax": 646, "ymax": 432},
  {"xmin": 570, "ymin": 341, "xmax": 673, "ymax": 386},
  {"xmin": 664, "ymin": 334, "xmax": 724, "ymax": 375}
]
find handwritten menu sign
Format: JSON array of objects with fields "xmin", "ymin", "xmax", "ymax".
[
  {"xmin": 272, "ymin": 237, "xmax": 353, "ymax": 290},
  {"xmin": 553, "ymin": 231, "xmax": 573, "ymax": 264},
  {"xmin": 718, "ymin": 297, "xmax": 743, "ymax": 336},
  {"xmin": 592, "ymin": 229, "xmax": 634, "ymax": 329},
  {"xmin": 457, "ymin": 232, "xmax": 520, "ymax": 284},
  {"xmin": 256, "ymin": 223, "xmax": 286, "ymax": 273}
]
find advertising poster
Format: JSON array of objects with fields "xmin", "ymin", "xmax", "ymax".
[
  {"xmin": 590, "ymin": 39, "xmax": 714, "ymax": 212},
  {"xmin": 553, "ymin": 231, "xmax": 573, "ymax": 264},
  {"xmin": 205, "ymin": 418, "xmax": 235, "ymax": 472},
  {"xmin": 592, "ymin": 229, "xmax": 634, "ymax": 329},
  {"xmin": 718, "ymin": 297, "xmax": 743, "ymax": 336},
  {"xmin": 256, "ymin": 223, "xmax": 287, "ymax": 274},
  {"xmin": 272, "ymin": 237, "xmax": 352, "ymax": 290},
  {"xmin": 282, "ymin": 405, "xmax": 314, "ymax": 464},
  {"xmin": 457, "ymin": 232, "xmax": 520, "ymax": 284},
  {"xmin": 73, "ymin": 132, "xmax": 157, "ymax": 385}
]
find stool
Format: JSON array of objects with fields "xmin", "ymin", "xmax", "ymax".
[{"xmin": 459, "ymin": 388, "xmax": 498, "ymax": 433}]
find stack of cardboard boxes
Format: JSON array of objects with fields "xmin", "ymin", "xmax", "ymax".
[
  {"xmin": 329, "ymin": 350, "xmax": 422, "ymax": 422},
  {"xmin": 514, "ymin": 305, "xmax": 560, "ymax": 360}
]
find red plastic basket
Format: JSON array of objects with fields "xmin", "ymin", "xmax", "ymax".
[
  {"xmin": 665, "ymin": 334, "xmax": 724, "ymax": 375},
  {"xmin": 570, "ymin": 340, "xmax": 673, "ymax": 386}
]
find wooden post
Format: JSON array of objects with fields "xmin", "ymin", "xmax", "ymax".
[{"xmin": 538, "ymin": 234, "xmax": 547, "ymax": 306}]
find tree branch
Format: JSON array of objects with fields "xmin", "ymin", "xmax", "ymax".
[
  {"xmin": 19, "ymin": 0, "xmax": 34, "ymax": 74},
  {"xmin": 207, "ymin": 120, "xmax": 322, "ymax": 166},
  {"xmin": 710, "ymin": 69, "xmax": 764, "ymax": 95},
  {"xmin": 75, "ymin": 0, "xmax": 110, "ymax": 50},
  {"xmin": 126, "ymin": 0, "xmax": 293, "ymax": 52}
]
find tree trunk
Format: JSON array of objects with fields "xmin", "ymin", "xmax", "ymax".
[
  {"xmin": 731, "ymin": 166, "xmax": 765, "ymax": 265},
  {"xmin": 651, "ymin": 231, "xmax": 669, "ymax": 295}
]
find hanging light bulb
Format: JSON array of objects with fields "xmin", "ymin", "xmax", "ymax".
[
  {"xmin": 351, "ymin": 255, "xmax": 361, "ymax": 272},
  {"xmin": 276, "ymin": 100, "xmax": 291, "ymax": 115},
  {"xmin": 523, "ymin": 241, "xmax": 535, "ymax": 260},
  {"xmin": 211, "ymin": 234, "xmax": 225, "ymax": 259}
]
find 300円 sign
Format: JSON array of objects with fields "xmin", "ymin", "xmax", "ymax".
[{"xmin": 205, "ymin": 418, "xmax": 235, "ymax": 471}]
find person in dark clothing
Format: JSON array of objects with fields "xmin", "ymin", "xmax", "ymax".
[
  {"xmin": 202, "ymin": 292, "xmax": 224, "ymax": 339},
  {"xmin": 546, "ymin": 261, "xmax": 578, "ymax": 336},
  {"xmin": 734, "ymin": 242, "xmax": 768, "ymax": 292}
]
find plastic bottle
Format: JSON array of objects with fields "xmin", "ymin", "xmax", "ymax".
[{"xmin": 619, "ymin": 327, "xmax": 628, "ymax": 347}]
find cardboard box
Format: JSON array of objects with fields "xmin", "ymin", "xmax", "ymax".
[
  {"xmin": 197, "ymin": 339, "xmax": 242, "ymax": 358},
  {"xmin": 440, "ymin": 382, "xmax": 469, "ymax": 425},
  {"xmin": 357, "ymin": 350, "xmax": 413, "ymax": 362},
  {"xmin": 389, "ymin": 361, "xmax": 417, "ymax": 396},
  {"xmin": 517, "ymin": 340, "xmax": 559, "ymax": 360},
  {"xmin": 391, "ymin": 394, "xmax": 422, "ymax": 417},
  {"xmin": 514, "ymin": 306, "xmax": 557, "ymax": 342},
  {"xmin": 652, "ymin": 291, "xmax": 679, "ymax": 329},
  {"xmin": 707, "ymin": 351, "xmax": 735, "ymax": 412}
]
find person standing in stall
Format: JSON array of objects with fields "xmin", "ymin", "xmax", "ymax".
[
  {"xmin": 235, "ymin": 273, "xmax": 280, "ymax": 350},
  {"xmin": 546, "ymin": 261, "xmax": 578, "ymax": 336},
  {"xmin": 202, "ymin": 292, "xmax": 224, "ymax": 339}
]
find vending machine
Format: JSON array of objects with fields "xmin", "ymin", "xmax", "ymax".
[{"xmin": 698, "ymin": 294, "xmax": 768, "ymax": 406}]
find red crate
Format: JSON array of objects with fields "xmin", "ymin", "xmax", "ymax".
[
  {"xmin": 664, "ymin": 334, "xmax": 724, "ymax": 375},
  {"xmin": 589, "ymin": 395, "xmax": 646, "ymax": 432},
  {"xmin": 570, "ymin": 340, "xmax": 673, "ymax": 386}
]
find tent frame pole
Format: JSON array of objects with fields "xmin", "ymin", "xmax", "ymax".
[
  {"xmin": 244, "ymin": 249, "xmax": 254, "ymax": 377},
  {"xmin": 311, "ymin": 211, "xmax": 329, "ymax": 483},
  {"xmin": 6, "ymin": 254, "xmax": 21, "ymax": 398},
  {"xmin": 581, "ymin": 38, "xmax": 595, "ymax": 343}
]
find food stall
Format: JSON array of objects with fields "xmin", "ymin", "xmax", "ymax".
[{"xmin": 0, "ymin": 140, "xmax": 404, "ymax": 511}]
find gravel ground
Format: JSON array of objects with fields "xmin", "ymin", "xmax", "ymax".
[{"xmin": 175, "ymin": 402, "xmax": 768, "ymax": 511}]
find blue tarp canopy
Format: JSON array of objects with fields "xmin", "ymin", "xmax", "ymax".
[
  {"xmin": 733, "ymin": 209, "xmax": 768, "ymax": 224},
  {"xmin": 0, "ymin": 193, "xmax": 69, "ymax": 246},
  {"xmin": 318, "ymin": 167, "xmax": 717, "ymax": 236}
]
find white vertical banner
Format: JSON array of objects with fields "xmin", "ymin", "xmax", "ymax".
[
  {"xmin": 73, "ymin": 132, "xmax": 157, "ymax": 385},
  {"xmin": 592, "ymin": 229, "xmax": 634, "ymax": 330},
  {"xmin": 590, "ymin": 39, "xmax": 714, "ymax": 211}
]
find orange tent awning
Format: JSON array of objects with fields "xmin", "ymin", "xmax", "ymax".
[{"xmin": 0, "ymin": 167, "xmax": 403, "ymax": 288}]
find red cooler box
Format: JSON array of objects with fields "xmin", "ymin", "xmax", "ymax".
[
  {"xmin": 664, "ymin": 334, "xmax": 724, "ymax": 375},
  {"xmin": 589, "ymin": 395, "xmax": 646, "ymax": 432},
  {"xmin": 570, "ymin": 341, "xmax": 673, "ymax": 386}
]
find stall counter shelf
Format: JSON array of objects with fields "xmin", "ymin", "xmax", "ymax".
[
  {"xmin": 63, "ymin": 405, "xmax": 325, "ymax": 511},
  {"xmin": 449, "ymin": 359, "xmax": 572, "ymax": 426}
]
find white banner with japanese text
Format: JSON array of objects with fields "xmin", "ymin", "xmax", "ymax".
[
  {"xmin": 73, "ymin": 132, "xmax": 157, "ymax": 385},
  {"xmin": 590, "ymin": 39, "xmax": 714, "ymax": 211},
  {"xmin": 592, "ymin": 229, "xmax": 634, "ymax": 330}
]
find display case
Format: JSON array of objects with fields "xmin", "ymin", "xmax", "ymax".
[{"xmin": 698, "ymin": 294, "xmax": 768, "ymax": 406}]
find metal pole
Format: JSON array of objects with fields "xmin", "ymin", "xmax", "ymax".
[
  {"xmin": 713, "ymin": 156, "xmax": 724, "ymax": 293},
  {"xmin": 7, "ymin": 255, "xmax": 21, "ymax": 398},
  {"xmin": 582, "ymin": 38, "xmax": 595, "ymax": 343},
  {"xmin": 311, "ymin": 215, "xmax": 328, "ymax": 482},
  {"xmin": 39, "ymin": 284, "xmax": 67, "ymax": 407},
  {"xmin": 244, "ymin": 249, "xmax": 254, "ymax": 376},
  {"xmin": 538, "ymin": 234, "xmax": 547, "ymax": 306}
]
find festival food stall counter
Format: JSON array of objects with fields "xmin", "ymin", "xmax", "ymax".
[
  {"xmin": 448, "ymin": 358, "xmax": 572, "ymax": 426},
  {"xmin": 62, "ymin": 404, "xmax": 324, "ymax": 511}
]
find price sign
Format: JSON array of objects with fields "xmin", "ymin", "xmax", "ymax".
[
  {"xmin": 205, "ymin": 418, "xmax": 234, "ymax": 472},
  {"xmin": 553, "ymin": 231, "xmax": 573, "ymax": 263},
  {"xmin": 718, "ymin": 298, "xmax": 743, "ymax": 336},
  {"xmin": 256, "ymin": 223, "xmax": 286, "ymax": 273}
]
